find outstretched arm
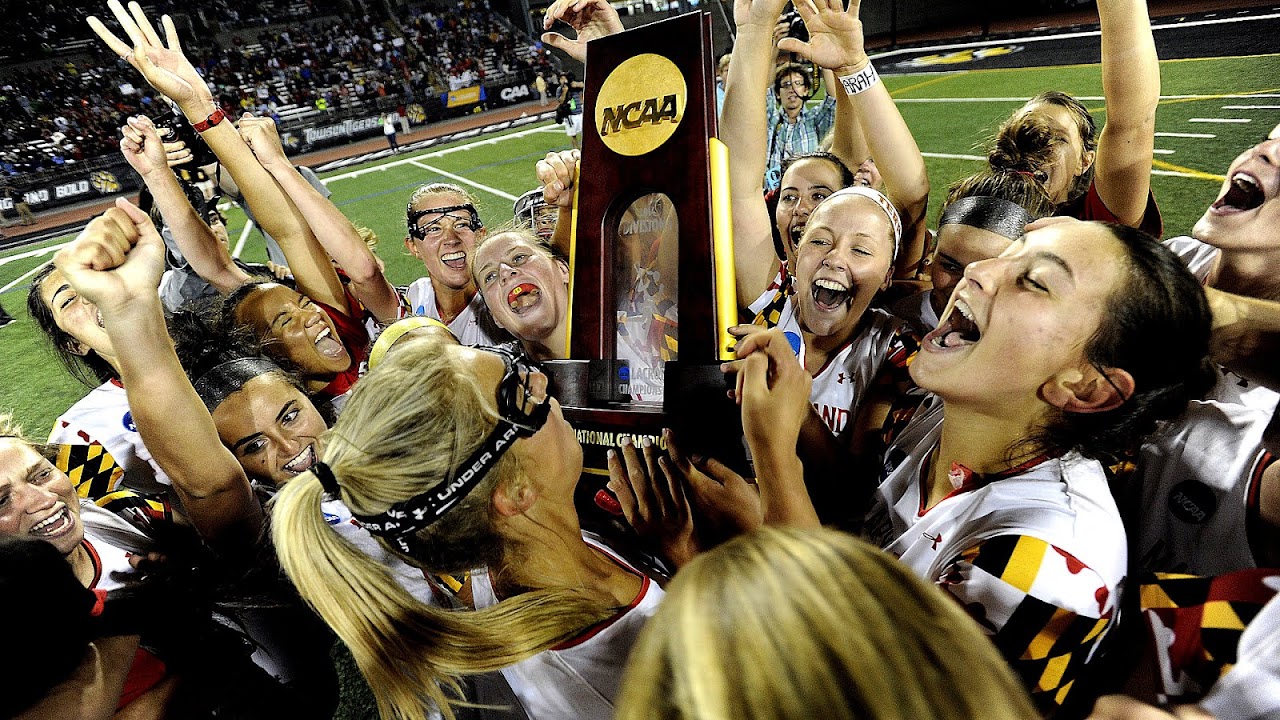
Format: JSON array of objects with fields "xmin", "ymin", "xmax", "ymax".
[
  {"xmin": 781, "ymin": 0, "xmax": 929, "ymax": 277},
  {"xmin": 540, "ymin": 0, "xmax": 623, "ymax": 63},
  {"xmin": 239, "ymin": 116, "xmax": 399, "ymax": 321},
  {"xmin": 120, "ymin": 115, "xmax": 250, "ymax": 293},
  {"xmin": 1093, "ymin": 0, "xmax": 1159, "ymax": 227},
  {"xmin": 536, "ymin": 150, "xmax": 579, "ymax": 261},
  {"xmin": 54, "ymin": 200, "xmax": 262, "ymax": 547},
  {"xmin": 88, "ymin": 1, "xmax": 350, "ymax": 315},
  {"xmin": 722, "ymin": 0, "xmax": 792, "ymax": 305}
]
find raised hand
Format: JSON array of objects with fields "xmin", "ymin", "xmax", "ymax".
[
  {"xmin": 777, "ymin": 0, "xmax": 869, "ymax": 72},
  {"xmin": 118, "ymin": 115, "xmax": 169, "ymax": 177},
  {"xmin": 541, "ymin": 0, "xmax": 624, "ymax": 63},
  {"xmin": 733, "ymin": 0, "xmax": 790, "ymax": 33},
  {"xmin": 87, "ymin": 0, "xmax": 212, "ymax": 110},
  {"xmin": 535, "ymin": 150, "xmax": 580, "ymax": 209},
  {"xmin": 54, "ymin": 199, "xmax": 165, "ymax": 319},
  {"xmin": 607, "ymin": 432, "xmax": 701, "ymax": 568},
  {"xmin": 739, "ymin": 328, "xmax": 812, "ymax": 457},
  {"xmin": 237, "ymin": 113, "xmax": 289, "ymax": 168}
]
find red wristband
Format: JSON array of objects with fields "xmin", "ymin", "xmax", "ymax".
[{"xmin": 192, "ymin": 107, "xmax": 226, "ymax": 133}]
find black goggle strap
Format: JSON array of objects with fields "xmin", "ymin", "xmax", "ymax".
[
  {"xmin": 406, "ymin": 202, "xmax": 481, "ymax": 238},
  {"xmin": 351, "ymin": 414, "xmax": 544, "ymax": 552},
  {"xmin": 352, "ymin": 349, "xmax": 551, "ymax": 551}
]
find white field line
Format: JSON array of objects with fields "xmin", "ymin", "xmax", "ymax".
[
  {"xmin": 922, "ymin": 152, "xmax": 1215, "ymax": 180},
  {"xmin": 1190, "ymin": 118, "xmax": 1252, "ymax": 123},
  {"xmin": 868, "ymin": 12, "xmax": 1280, "ymax": 61},
  {"xmin": 408, "ymin": 159, "xmax": 518, "ymax": 201},
  {"xmin": 0, "ymin": 123, "xmax": 557, "ymax": 271},
  {"xmin": 0, "ymin": 261, "xmax": 45, "ymax": 294},
  {"xmin": 1153, "ymin": 149, "xmax": 1175, "ymax": 155},
  {"xmin": 230, "ymin": 217, "xmax": 258, "ymax": 259},
  {"xmin": 321, "ymin": 124, "xmax": 561, "ymax": 183},
  {"xmin": 1156, "ymin": 132, "xmax": 1215, "ymax": 138},
  {"xmin": 894, "ymin": 94, "xmax": 1280, "ymax": 103},
  {"xmin": 1222, "ymin": 105, "xmax": 1280, "ymax": 110}
]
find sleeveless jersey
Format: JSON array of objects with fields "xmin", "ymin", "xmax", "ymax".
[
  {"xmin": 864, "ymin": 395, "xmax": 1126, "ymax": 712},
  {"xmin": 470, "ymin": 535, "xmax": 663, "ymax": 720},
  {"xmin": 403, "ymin": 277, "xmax": 510, "ymax": 347},
  {"xmin": 51, "ymin": 381, "xmax": 171, "ymax": 494}
]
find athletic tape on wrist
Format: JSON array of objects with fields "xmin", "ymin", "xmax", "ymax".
[{"xmin": 837, "ymin": 63, "xmax": 880, "ymax": 96}]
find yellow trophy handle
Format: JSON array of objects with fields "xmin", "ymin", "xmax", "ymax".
[{"xmin": 710, "ymin": 137, "xmax": 737, "ymax": 362}]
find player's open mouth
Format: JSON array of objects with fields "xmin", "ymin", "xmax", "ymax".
[
  {"xmin": 284, "ymin": 445, "xmax": 316, "ymax": 474},
  {"xmin": 1213, "ymin": 172, "xmax": 1265, "ymax": 215},
  {"xmin": 442, "ymin": 251, "xmax": 467, "ymax": 270},
  {"xmin": 314, "ymin": 327, "xmax": 345, "ymax": 359},
  {"xmin": 507, "ymin": 283, "xmax": 541, "ymax": 314},
  {"xmin": 812, "ymin": 278, "xmax": 851, "ymax": 310},
  {"xmin": 790, "ymin": 223, "xmax": 805, "ymax": 245},
  {"xmin": 926, "ymin": 299, "xmax": 982, "ymax": 350},
  {"xmin": 29, "ymin": 505, "xmax": 74, "ymax": 538}
]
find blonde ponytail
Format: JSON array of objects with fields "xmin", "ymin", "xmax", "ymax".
[{"xmin": 271, "ymin": 339, "xmax": 617, "ymax": 720}]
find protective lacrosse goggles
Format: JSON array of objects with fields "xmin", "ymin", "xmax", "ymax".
[
  {"xmin": 406, "ymin": 202, "xmax": 482, "ymax": 241},
  {"xmin": 350, "ymin": 345, "xmax": 551, "ymax": 552}
]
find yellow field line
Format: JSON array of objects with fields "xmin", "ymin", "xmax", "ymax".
[
  {"xmin": 1089, "ymin": 86, "xmax": 1280, "ymax": 117},
  {"xmin": 900, "ymin": 51, "xmax": 1280, "ymax": 83},
  {"xmin": 890, "ymin": 73, "xmax": 956, "ymax": 97},
  {"xmin": 1152, "ymin": 158, "xmax": 1226, "ymax": 182}
]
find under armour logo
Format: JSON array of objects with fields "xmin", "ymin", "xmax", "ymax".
[
  {"xmin": 922, "ymin": 531, "xmax": 943, "ymax": 550},
  {"xmin": 837, "ymin": 372, "xmax": 847, "ymax": 384}
]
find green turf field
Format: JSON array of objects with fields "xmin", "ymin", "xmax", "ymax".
[{"xmin": 2, "ymin": 52, "xmax": 1277, "ymax": 437}]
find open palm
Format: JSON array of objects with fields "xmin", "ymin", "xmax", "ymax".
[
  {"xmin": 777, "ymin": 0, "xmax": 868, "ymax": 70},
  {"xmin": 88, "ymin": 0, "xmax": 211, "ymax": 107}
]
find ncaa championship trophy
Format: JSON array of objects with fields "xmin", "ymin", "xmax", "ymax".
[{"xmin": 540, "ymin": 11, "xmax": 746, "ymax": 551}]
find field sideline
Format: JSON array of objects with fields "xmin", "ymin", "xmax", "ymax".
[{"xmin": 2, "ymin": 52, "xmax": 1277, "ymax": 436}]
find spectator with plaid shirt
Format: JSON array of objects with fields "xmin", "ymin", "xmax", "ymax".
[{"xmin": 764, "ymin": 62, "xmax": 835, "ymax": 191}]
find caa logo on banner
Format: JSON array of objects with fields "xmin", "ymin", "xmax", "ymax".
[{"xmin": 500, "ymin": 84, "xmax": 531, "ymax": 102}]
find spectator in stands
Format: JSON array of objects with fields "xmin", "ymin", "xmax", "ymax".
[
  {"xmin": 534, "ymin": 72, "xmax": 548, "ymax": 106},
  {"xmin": 557, "ymin": 71, "xmax": 584, "ymax": 151},
  {"xmin": 381, "ymin": 111, "xmax": 399, "ymax": 153}
]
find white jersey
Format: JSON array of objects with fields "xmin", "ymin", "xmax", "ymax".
[
  {"xmin": 1164, "ymin": 235, "xmax": 1220, "ymax": 283},
  {"xmin": 888, "ymin": 288, "xmax": 940, "ymax": 336},
  {"xmin": 808, "ymin": 309, "xmax": 912, "ymax": 438},
  {"xmin": 403, "ymin": 278, "xmax": 509, "ymax": 347},
  {"xmin": 50, "ymin": 380, "xmax": 171, "ymax": 494},
  {"xmin": 1135, "ymin": 369, "xmax": 1279, "ymax": 575},
  {"xmin": 470, "ymin": 535, "xmax": 664, "ymax": 720},
  {"xmin": 863, "ymin": 396, "xmax": 1126, "ymax": 708},
  {"xmin": 320, "ymin": 498, "xmax": 439, "ymax": 605},
  {"xmin": 1200, "ymin": 585, "xmax": 1280, "ymax": 720}
]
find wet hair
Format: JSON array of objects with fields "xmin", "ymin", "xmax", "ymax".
[
  {"xmin": 779, "ymin": 151, "xmax": 856, "ymax": 189},
  {"xmin": 271, "ymin": 339, "xmax": 615, "ymax": 720},
  {"xmin": 774, "ymin": 62, "xmax": 813, "ymax": 95},
  {"xmin": 0, "ymin": 535, "xmax": 99, "ymax": 717},
  {"xmin": 943, "ymin": 168, "xmax": 1056, "ymax": 218},
  {"xmin": 27, "ymin": 262, "xmax": 118, "ymax": 386},
  {"xmin": 1034, "ymin": 223, "xmax": 1216, "ymax": 461},
  {"xmin": 616, "ymin": 527, "xmax": 1038, "ymax": 720},
  {"xmin": 168, "ymin": 296, "xmax": 306, "ymax": 405},
  {"xmin": 989, "ymin": 91, "xmax": 1098, "ymax": 202}
]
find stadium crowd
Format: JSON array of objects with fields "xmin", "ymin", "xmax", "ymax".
[
  {"xmin": 3, "ymin": 0, "xmax": 1280, "ymax": 718},
  {"xmin": 0, "ymin": 0, "xmax": 548, "ymax": 183}
]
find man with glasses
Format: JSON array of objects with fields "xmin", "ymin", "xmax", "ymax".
[{"xmin": 764, "ymin": 63, "xmax": 836, "ymax": 191}]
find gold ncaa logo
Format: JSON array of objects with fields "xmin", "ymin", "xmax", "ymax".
[
  {"xmin": 595, "ymin": 53, "xmax": 686, "ymax": 157},
  {"xmin": 90, "ymin": 171, "xmax": 120, "ymax": 193}
]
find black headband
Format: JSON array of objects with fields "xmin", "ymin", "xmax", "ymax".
[
  {"xmin": 192, "ymin": 357, "xmax": 284, "ymax": 411},
  {"xmin": 938, "ymin": 196, "xmax": 1034, "ymax": 241},
  {"xmin": 340, "ymin": 346, "xmax": 551, "ymax": 554}
]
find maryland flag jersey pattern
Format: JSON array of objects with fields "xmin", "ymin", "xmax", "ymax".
[
  {"xmin": 1139, "ymin": 568, "xmax": 1280, "ymax": 703},
  {"xmin": 54, "ymin": 443, "xmax": 171, "ymax": 531},
  {"xmin": 943, "ymin": 535, "xmax": 1116, "ymax": 713}
]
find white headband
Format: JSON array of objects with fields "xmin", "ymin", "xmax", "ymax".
[{"xmin": 820, "ymin": 186, "xmax": 902, "ymax": 261}]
